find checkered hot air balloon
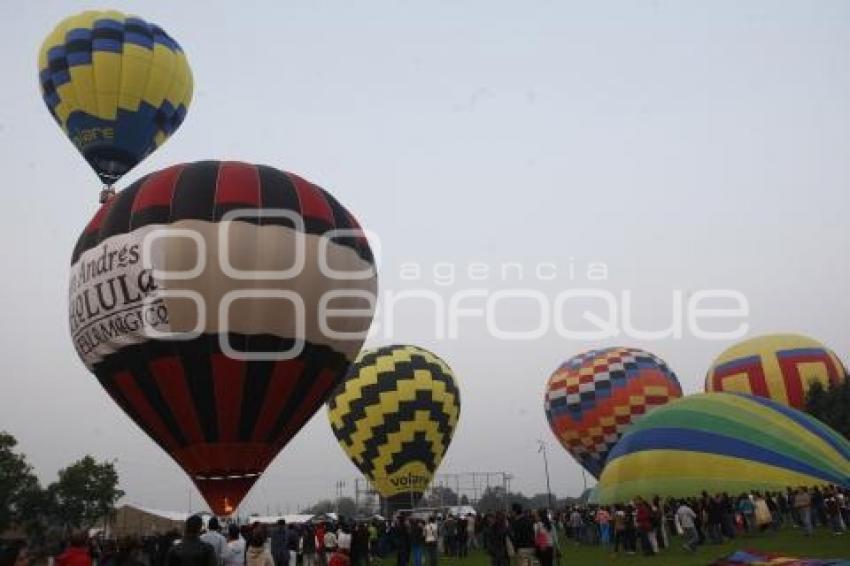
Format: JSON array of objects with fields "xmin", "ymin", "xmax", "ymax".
[
  {"xmin": 39, "ymin": 10, "xmax": 192, "ymax": 194},
  {"xmin": 544, "ymin": 347, "xmax": 683, "ymax": 478},
  {"xmin": 327, "ymin": 345, "xmax": 461, "ymax": 511},
  {"xmin": 68, "ymin": 161, "xmax": 377, "ymax": 515}
]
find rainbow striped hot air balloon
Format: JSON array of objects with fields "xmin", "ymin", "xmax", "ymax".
[{"xmin": 593, "ymin": 393, "xmax": 850, "ymax": 504}]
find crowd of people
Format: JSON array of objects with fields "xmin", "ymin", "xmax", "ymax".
[
  {"xmin": 2, "ymin": 484, "xmax": 848, "ymax": 566},
  {"xmin": 473, "ymin": 484, "xmax": 850, "ymax": 564}
]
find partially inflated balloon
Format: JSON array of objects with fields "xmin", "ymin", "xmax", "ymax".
[
  {"xmin": 39, "ymin": 11, "xmax": 192, "ymax": 187},
  {"xmin": 705, "ymin": 334, "xmax": 847, "ymax": 411},
  {"xmin": 544, "ymin": 347, "xmax": 683, "ymax": 478},
  {"xmin": 327, "ymin": 345, "xmax": 460, "ymax": 510},
  {"xmin": 593, "ymin": 393, "xmax": 850, "ymax": 504},
  {"xmin": 68, "ymin": 161, "xmax": 376, "ymax": 515}
]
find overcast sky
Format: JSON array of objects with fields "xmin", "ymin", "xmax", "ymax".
[{"xmin": 1, "ymin": 0, "xmax": 849, "ymax": 515}]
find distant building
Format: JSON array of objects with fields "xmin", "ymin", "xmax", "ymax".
[{"xmin": 111, "ymin": 505, "xmax": 212, "ymax": 537}]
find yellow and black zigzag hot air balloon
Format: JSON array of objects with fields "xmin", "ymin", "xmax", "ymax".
[
  {"xmin": 327, "ymin": 345, "xmax": 461, "ymax": 510},
  {"xmin": 38, "ymin": 10, "xmax": 192, "ymax": 194}
]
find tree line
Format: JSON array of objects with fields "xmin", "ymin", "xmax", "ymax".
[
  {"xmin": 299, "ymin": 485, "xmax": 581, "ymax": 517},
  {"xmin": 806, "ymin": 380, "xmax": 850, "ymax": 441},
  {"xmin": 0, "ymin": 431, "xmax": 123, "ymax": 545}
]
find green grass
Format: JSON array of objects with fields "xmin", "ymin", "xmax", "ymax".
[{"xmin": 434, "ymin": 528, "xmax": 850, "ymax": 566}]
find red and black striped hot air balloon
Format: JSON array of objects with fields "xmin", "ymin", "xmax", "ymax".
[{"xmin": 68, "ymin": 161, "xmax": 377, "ymax": 515}]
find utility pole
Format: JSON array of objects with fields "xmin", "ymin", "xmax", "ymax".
[
  {"xmin": 335, "ymin": 480, "xmax": 346, "ymax": 514},
  {"xmin": 537, "ymin": 440, "xmax": 554, "ymax": 509},
  {"xmin": 504, "ymin": 473, "xmax": 513, "ymax": 512}
]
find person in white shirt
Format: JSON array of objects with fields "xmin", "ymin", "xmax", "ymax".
[
  {"xmin": 675, "ymin": 501, "xmax": 698, "ymax": 552},
  {"xmin": 336, "ymin": 524, "xmax": 352, "ymax": 553},
  {"xmin": 201, "ymin": 518, "xmax": 229, "ymax": 565},
  {"xmin": 466, "ymin": 516, "xmax": 477, "ymax": 551},
  {"xmin": 323, "ymin": 529, "xmax": 338, "ymax": 564},
  {"xmin": 424, "ymin": 517, "xmax": 439, "ymax": 566},
  {"xmin": 223, "ymin": 525, "xmax": 246, "ymax": 566}
]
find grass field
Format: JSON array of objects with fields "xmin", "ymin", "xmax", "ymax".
[{"xmin": 432, "ymin": 528, "xmax": 850, "ymax": 566}]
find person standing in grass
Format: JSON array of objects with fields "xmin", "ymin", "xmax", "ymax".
[
  {"xmin": 57, "ymin": 532, "xmax": 93, "ymax": 566},
  {"xmin": 675, "ymin": 501, "xmax": 698, "ymax": 553},
  {"xmin": 509, "ymin": 504, "xmax": 536, "ymax": 566},
  {"xmin": 315, "ymin": 524, "xmax": 326, "ymax": 566},
  {"xmin": 826, "ymin": 489, "xmax": 846, "ymax": 535},
  {"xmin": 201, "ymin": 518, "xmax": 227, "ymax": 566},
  {"xmin": 393, "ymin": 516, "xmax": 411, "ymax": 566},
  {"xmin": 788, "ymin": 488, "xmax": 801, "ymax": 527},
  {"xmin": 351, "ymin": 523, "xmax": 370, "ymax": 566},
  {"xmin": 299, "ymin": 526, "xmax": 317, "ymax": 566},
  {"xmin": 567, "ymin": 508, "xmax": 582, "ymax": 544},
  {"xmin": 623, "ymin": 505, "xmax": 638, "ymax": 555},
  {"xmin": 457, "ymin": 516, "xmax": 468, "ymax": 558},
  {"xmin": 634, "ymin": 498, "xmax": 655, "ymax": 556},
  {"xmin": 410, "ymin": 520, "xmax": 425, "ymax": 566},
  {"xmin": 612, "ymin": 506, "xmax": 627, "ymax": 554},
  {"xmin": 753, "ymin": 492, "xmax": 773, "ymax": 532},
  {"xmin": 223, "ymin": 525, "xmax": 246, "ymax": 566},
  {"xmin": 706, "ymin": 494, "xmax": 724, "ymax": 544},
  {"xmin": 323, "ymin": 527, "xmax": 338, "ymax": 565},
  {"xmin": 246, "ymin": 529, "xmax": 274, "ymax": 566},
  {"xmin": 271, "ymin": 521, "xmax": 289, "ymax": 566},
  {"xmin": 424, "ymin": 517, "xmax": 438, "ymax": 566},
  {"xmin": 813, "ymin": 487, "xmax": 829, "ymax": 528},
  {"xmin": 766, "ymin": 492, "xmax": 782, "ymax": 532},
  {"xmin": 532, "ymin": 511, "xmax": 554, "ymax": 566},
  {"xmin": 467, "ymin": 515, "xmax": 478, "ymax": 552},
  {"xmin": 483, "ymin": 513, "xmax": 510, "ymax": 566},
  {"xmin": 595, "ymin": 507, "xmax": 611, "ymax": 545},
  {"xmin": 795, "ymin": 487, "xmax": 814, "ymax": 536},
  {"xmin": 651, "ymin": 496, "xmax": 667, "ymax": 551},
  {"xmin": 737, "ymin": 494, "xmax": 755, "ymax": 534},
  {"xmin": 835, "ymin": 487, "xmax": 850, "ymax": 530}
]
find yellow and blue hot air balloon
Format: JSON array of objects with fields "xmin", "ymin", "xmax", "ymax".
[
  {"xmin": 38, "ymin": 10, "xmax": 192, "ymax": 198},
  {"xmin": 593, "ymin": 392, "xmax": 850, "ymax": 504},
  {"xmin": 327, "ymin": 345, "xmax": 461, "ymax": 511},
  {"xmin": 705, "ymin": 334, "xmax": 847, "ymax": 411}
]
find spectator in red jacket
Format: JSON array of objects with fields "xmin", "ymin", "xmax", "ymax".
[
  {"xmin": 327, "ymin": 548, "xmax": 349, "ymax": 566},
  {"xmin": 634, "ymin": 499, "xmax": 655, "ymax": 557},
  {"xmin": 315, "ymin": 523, "xmax": 326, "ymax": 565},
  {"xmin": 56, "ymin": 532, "xmax": 92, "ymax": 566}
]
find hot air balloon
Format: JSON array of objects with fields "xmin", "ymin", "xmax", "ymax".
[
  {"xmin": 705, "ymin": 334, "xmax": 847, "ymax": 411},
  {"xmin": 39, "ymin": 10, "xmax": 193, "ymax": 200},
  {"xmin": 327, "ymin": 345, "xmax": 460, "ymax": 511},
  {"xmin": 544, "ymin": 347, "xmax": 683, "ymax": 478},
  {"xmin": 592, "ymin": 393, "xmax": 850, "ymax": 504},
  {"xmin": 68, "ymin": 161, "xmax": 377, "ymax": 515}
]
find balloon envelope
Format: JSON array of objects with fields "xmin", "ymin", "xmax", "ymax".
[
  {"xmin": 593, "ymin": 393, "xmax": 850, "ymax": 504},
  {"xmin": 68, "ymin": 161, "xmax": 376, "ymax": 514},
  {"xmin": 705, "ymin": 334, "xmax": 847, "ymax": 411},
  {"xmin": 327, "ymin": 345, "xmax": 460, "ymax": 510},
  {"xmin": 544, "ymin": 347, "xmax": 683, "ymax": 478},
  {"xmin": 39, "ymin": 10, "xmax": 192, "ymax": 185}
]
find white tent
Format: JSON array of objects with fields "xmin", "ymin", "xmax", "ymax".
[
  {"xmin": 246, "ymin": 514, "xmax": 316, "ymax": 525},
  {"xmin": 446, "ymin": 505, "xmax": 477, "ymax": 516}
]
